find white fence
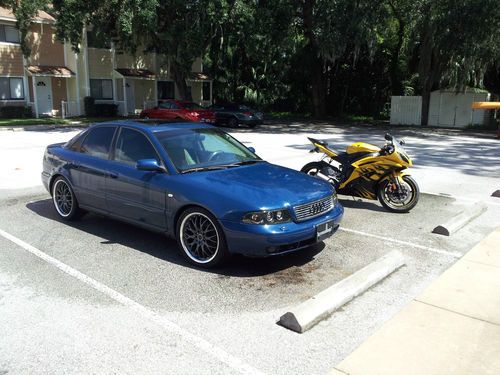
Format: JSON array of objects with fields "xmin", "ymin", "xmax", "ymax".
[
  {"xmin": 61, "ymin": 101, "xmax": 79, "ymax": 118},
  {"xmin": 390, "ymin": 96, "xmax": 422, "ymax": 126},
  {"xmin": 390, "ymin": 91, "xmax": 490, "ymax": 127}
]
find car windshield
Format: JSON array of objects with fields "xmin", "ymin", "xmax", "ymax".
[
  {"xmin": 155, "ymin": 128, "xmax": 261, "ymax": 173},
  {"xmin": 182, "ymin": 102, "xmax": 204, "ymax": 110}
]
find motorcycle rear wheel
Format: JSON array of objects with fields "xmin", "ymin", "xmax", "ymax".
[
  {"xmin": 301, "ymin": 162, "xmax": 339, "ymax": 188},
  {"xmin": 377, "ymin": 175, "xmax": 419, "ymax": 213}
]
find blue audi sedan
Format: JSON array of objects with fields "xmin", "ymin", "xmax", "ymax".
[{"xmin": 42, "ymin": 121, "xmax": 343, "ymax": 267}]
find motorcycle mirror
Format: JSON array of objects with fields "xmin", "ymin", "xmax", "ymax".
[
  {"xmin": 384, "ymin": 133, "xmax": 393, "ymax": 142},
  {"xmin": 399, "ymin": 139, "xmax": 406, "ymax": 146}
]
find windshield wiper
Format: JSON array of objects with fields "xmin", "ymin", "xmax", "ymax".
[
  {"xmin": 180, "ymin": 165, "xmax": 233, "ymax": 174},
  {"xmin": 180, "ymin": 160, "xmax": 263, "ymax": 174}
]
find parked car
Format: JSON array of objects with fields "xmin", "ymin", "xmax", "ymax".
[
  {"xmin": 210, "ymin": 103, "xmax": 263, "ymax": 127},
  {"xmin": 42, "ymin": 121, "xmax": 344, "ymax": 268},
  {"xmin": 140, "ymin": 99, "xmax": 216, "ymax": 124}
]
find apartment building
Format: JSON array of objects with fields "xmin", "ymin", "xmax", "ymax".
[{"xmin": 0, "ymin": 7, "xmax": 213, "ymax": 118}]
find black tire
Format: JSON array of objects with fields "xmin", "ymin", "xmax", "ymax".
[
  {"xmin": 51, "ymin": 176, "xmax": 85, "ymax": 220},
  {"xmin": 228, "ymin": 117, "xmax": 238, "ymax": 128},
  {"xmin": 176, "ymin": 207, "xmax": 229, "ymax": 268},
  {"xmin": 377, "ymin": 175, "xmax": 420, "ymax": 213},
  {"xmin": 300, "ymin": 162, "xmax": 325, "ymax": 175},
  {"xmin": 248, "ymin": 123, "xmax": 257, "ymax": 129}
]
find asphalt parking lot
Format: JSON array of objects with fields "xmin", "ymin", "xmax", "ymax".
[{"xmin": 1, "ymin": 123, "xmax": 499, "ymax": 374}]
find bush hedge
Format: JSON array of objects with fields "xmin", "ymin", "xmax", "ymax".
[
  {"xmin": 94, "ymin": 103, "xmax": 118, "ymax": 117},
  {"xmin": 84, "ymin": 96, "xmax": 118, "ymax": 117},
  {"xmin": 0, "ymin": 106, "xmax": 33, "ymax": 119},
  {"xmin": 84, "ymin": 96, "xmax": 95, "ymax": 116}
]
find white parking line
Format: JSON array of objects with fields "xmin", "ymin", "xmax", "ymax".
[
  {"xmin": 0, "ymin": 228, "xmax": 265, "ymax": 375},
  {"xmin": 339, "ymin": 227, "xmax": 462, "ymax": 258}
]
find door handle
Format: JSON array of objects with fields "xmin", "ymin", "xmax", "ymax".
[{"xmin": 108, "ymin": 172, "xmax": 119, "ymax": 179}]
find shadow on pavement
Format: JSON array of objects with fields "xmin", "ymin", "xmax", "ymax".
[{"xmin": 26, "ymin": 199, "xmax": 323, "ymax": 278}]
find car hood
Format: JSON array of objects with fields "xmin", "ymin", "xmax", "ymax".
[{"xmin": 177, "ymin": 162, "xmax": 334, "ymax": 211}]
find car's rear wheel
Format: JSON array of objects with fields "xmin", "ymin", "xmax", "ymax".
[
  {"xmin": 52, "ymin": 177, "xmax": 84, "ymax": 220},
  {"xmin": 176, "ymin": 207, "xmax": 229, "ymax": 268}
]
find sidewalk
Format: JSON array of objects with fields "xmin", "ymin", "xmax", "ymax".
[{"xmin": 330, "ymin": 227, "xmax": 500, "ymax": 375}]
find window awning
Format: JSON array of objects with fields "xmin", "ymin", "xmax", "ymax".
[
  {"xmin": 115, "ymin": 68, "xmax": 155, "ymax": 79},
  {"xmin": 26, "ymin": 65, "xmax": 75, "ymax": 78},
  {"xmin": 188, "ymin": 72, "xmax": 211, "ymax": 82}
]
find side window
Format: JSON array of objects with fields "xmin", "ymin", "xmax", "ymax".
[
  {"xmin": 114, "ymin": 128, "xmax": 159, "ymax": 166},
  {"xmin": 158, "ymin": 101, "xmax": 171, "ymax": 109},
  {"xmin": 68, "ymin": 132, "xmax": 87, "ymax": 152},
  {"xmin": 80, "ymin": 127, "xmax": 116, "ymax": 159},
  {"xmin": 170, "ymin": 102, "xmax": 181, "ymax": 109}
]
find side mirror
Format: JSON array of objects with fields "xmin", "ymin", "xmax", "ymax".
[
  {"xmin": 136, "ymin": 159, "xmax": 165, "ymax": 172},
  {"xmin": 248, "ymin": 146, "xmax": 256, "ymax": 153},
  {"xmin": 399, "ymin": 139, "xmax": 406, "ymax": 146}
]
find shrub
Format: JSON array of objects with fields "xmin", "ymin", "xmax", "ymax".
[
  {"xmin": 0, "ymin": 106, "xmax": 33, "ymax": 118},
  {"xmin": 94, "ymin": 103, "xmax": 118, "ymax": 117},
  {"xmin": 84, "ymin": 96, "xmax": 95, "ymax": 116}
]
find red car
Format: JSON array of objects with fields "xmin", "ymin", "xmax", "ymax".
[{"xmin": 140, "ymin": 99, "xmax": 216, "ymax": 123}]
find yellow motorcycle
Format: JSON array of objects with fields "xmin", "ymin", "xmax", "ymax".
[{"xmin": 301, "ymin": 134, "xmax": 419, "ymax": 212}]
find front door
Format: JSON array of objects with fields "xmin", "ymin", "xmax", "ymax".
[
  {"xmin": 35, "ymin": 77, "xmax": 53, "ymax": 116},
  {"xmin": 106, "ymin": 127, "xmax": 167, "ymax": 230},
  {"xmin": 126, "ymin": 80, "xmax": 135, "ymax": 115}
]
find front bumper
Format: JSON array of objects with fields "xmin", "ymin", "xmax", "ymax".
[{"xmin": 220, "ymin": 203, "xmax": 343, "ymax": 257}]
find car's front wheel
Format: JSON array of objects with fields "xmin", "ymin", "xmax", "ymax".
[
  {"xmin": 176, "ymin": 207, "xmax": 229, "ymax": 268},
  {"xmin": 52, "ymin": 176, "xmax": 85, "ymax": 220}
]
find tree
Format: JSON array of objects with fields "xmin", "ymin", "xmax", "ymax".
[
  {"xmin": 413, "ymin": 0, "xmax": 500, "ymax": 126},
  {"xmin": 0, "ymin": 0, "xmax": 50, "ymax": 56},
  {"xmin": 53, "ymin": 0, "xmax": 223, "ymax": 100}
]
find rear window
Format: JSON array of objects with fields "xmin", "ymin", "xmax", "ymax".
[{"xmin": 79, "ymin": 127, "xmax": 116, "ymax": 159}]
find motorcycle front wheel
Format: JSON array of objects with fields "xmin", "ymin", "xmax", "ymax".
[{"xmin": 377, "ymin": 175, "xmax": 420, "ymax": 213}]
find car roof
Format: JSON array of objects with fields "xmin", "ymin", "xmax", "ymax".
[{"xmin": 89, "ymin": 120, "xmax": 215, "ymax": 133}]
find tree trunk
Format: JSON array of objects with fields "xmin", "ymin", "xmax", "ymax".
[
  {"xmin": 388, "ymin": 0, "xmax": 405, "ymax": 96},
  {"xmin": 302, "ymin": 0, "xmax": 326, "ymax": 117},
  {"xmin": 420, "ymin": 82, "xmax": 432, "ymax": 127},
  {"xmin": 311, "ymin": 60, "xmax": 326, "ymax": 117},
  {"xmin": 170, "ymin": 60, "xmax": 190, "ymax": 101}
]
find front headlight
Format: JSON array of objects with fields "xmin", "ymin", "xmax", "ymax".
[{"xmin": 242, "ymin": 209, "xmax": 292, "ymax": 224}]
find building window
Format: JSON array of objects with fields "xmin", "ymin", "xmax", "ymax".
[
  {"xmin": 157, "ymin": 81, "xmax": 175, "ymax": 100},
  {"xmin": 0, "ymin": 77, "xmax": 24, "ymax": 100},
  {"xmin": 90, "ymin": 79, "xmax": 113, "ymax": 100},
  {"xmin": 202, "ymin": 82, "xmax": 211, "ymax": 101},
  {"xmin": 0, "ymin": 24, "xmax": 20, "ymax": 44}
]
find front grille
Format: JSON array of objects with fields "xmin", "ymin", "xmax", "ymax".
[{"xmin": 293, "ymin": 195, "xmax": 334, "ymax": 222}]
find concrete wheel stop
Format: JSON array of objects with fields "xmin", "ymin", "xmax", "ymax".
[
  {"xmin": 432, "ymin": 201, "xmax": 487, "ymax": 236},
  {"xmin": 277, "ymin": 250, "xmax": 405, "ymax": 333}
]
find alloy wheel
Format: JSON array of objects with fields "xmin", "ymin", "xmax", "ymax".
[
  {"xmin": 53, "ymin": 179, "xmax": 73, "ymax": 217},
  {"xmin": 179, "ymin": 212, "xmax": 220, "ymax": 264}
]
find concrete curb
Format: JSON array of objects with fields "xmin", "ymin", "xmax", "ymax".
[
  {"xmin": 278, "ymin": 250, "xmax": 405, "ymax": 333},
  {"xmin": 432, "ymin": 201, "xmax": 487, "ymax": 236}
]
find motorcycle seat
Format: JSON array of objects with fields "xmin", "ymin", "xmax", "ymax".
[{"xmin": 336, "ymin": 151, "xmax": 374, "ymax": 165}]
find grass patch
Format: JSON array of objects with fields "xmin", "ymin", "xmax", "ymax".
[
  {"xmin": 266, "ymin": 111, "xmax": 312, "ymax": 120},
  {"xmin": 0, "ymin": 118, "xmax": 71, "ymax": 126},
  {"xmin": 0, "ymin": 116, "xmax": 130, "ymax": 127}
]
